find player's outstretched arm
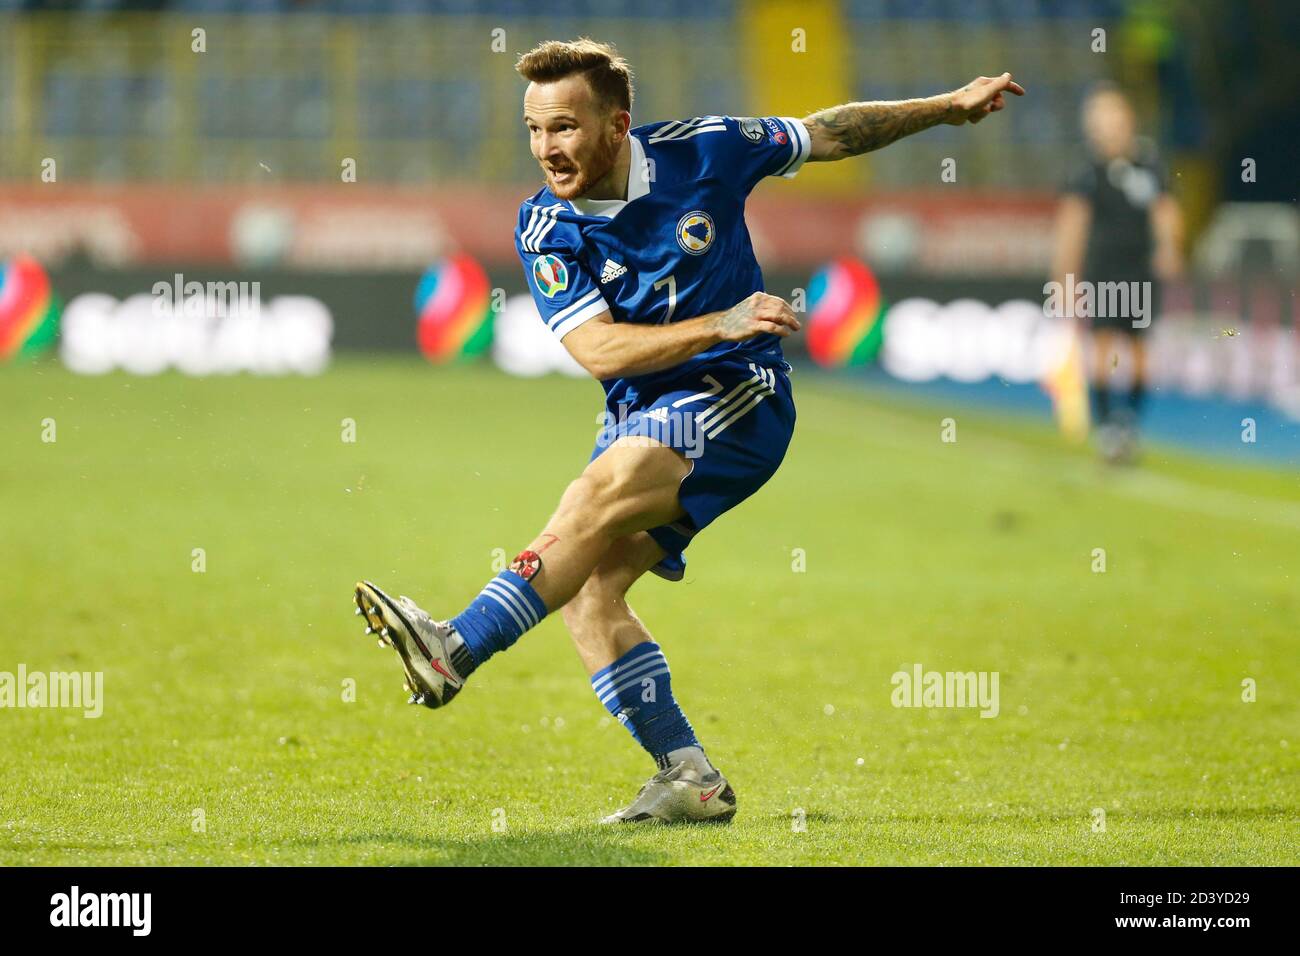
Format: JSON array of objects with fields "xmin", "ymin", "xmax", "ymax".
[
  {"xmin": 562, "ymin": 292, "xmax": 799, "ymax": 381},
  {"xmin": 802, "ymin": 73, "xmax": 1026, "ymax": 161}
]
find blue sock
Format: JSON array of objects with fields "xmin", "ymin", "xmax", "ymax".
[
  {"xmin": 449, "ymin": 570, "xmax": 548, "ymax": 675},
  {"xmin": 591, "ymin": 642, "xmax": 700, "ymax": 767}
]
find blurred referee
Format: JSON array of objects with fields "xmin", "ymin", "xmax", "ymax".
[{"xmin": 1052, "ymin": 82, "xmax": 1183, "ymax": 462}]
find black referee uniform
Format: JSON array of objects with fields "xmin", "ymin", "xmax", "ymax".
[{"xmin": 1063, "ymin": 145, "xmax": 1167, "ymax": 425}]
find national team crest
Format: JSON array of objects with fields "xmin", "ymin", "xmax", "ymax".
[
  {"xmin": 532, "ymin": 254, "xmax": 569, "ymax": 298},
  {"xmin": 676, "ymin": 211, "xmax": 715, "ymax": 256}
]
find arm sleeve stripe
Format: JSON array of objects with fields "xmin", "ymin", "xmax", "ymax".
[
  {"xmin": 551, "ymin": 296, "xmax": 609, "ymax": 339},
  {"xmin": 546, "ymin": 287, "xmax": 603, "ymax": 327},
  {"xmin": 774, "ymin": 117, "xmax": 811, "ymax": 178}
]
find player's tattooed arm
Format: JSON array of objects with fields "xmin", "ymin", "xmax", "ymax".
[
  {"xmin": 711, "ymin": 292, "xmax": 800, "ymax": 343},
  {"xmin": 804, "ymin": 97, "xmax": 952, "ymax": 160},
  {"xmin": 803, "ymin": 73, "xmax": 1025, "ymax": 161}
]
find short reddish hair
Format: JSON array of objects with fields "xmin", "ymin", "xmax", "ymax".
[{"xmin": 515, "ymin": 37, "xmax": 634, "ymax": 115}]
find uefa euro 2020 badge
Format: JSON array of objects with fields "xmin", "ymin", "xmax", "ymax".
[{"xmin": 532, "ymin": 254, "xmax": 569, "ymax": 298}]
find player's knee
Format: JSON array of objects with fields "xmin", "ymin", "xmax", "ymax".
[{"xmin": 564, "ymin": 468, "xmax": 636, "ymax": 531}]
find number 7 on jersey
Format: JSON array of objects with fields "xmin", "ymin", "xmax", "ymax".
[{"xmin": 653, "ymin": 274, "xmax": 677, "ymax": 325}]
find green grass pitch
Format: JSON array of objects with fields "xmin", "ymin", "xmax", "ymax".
[{"xmin": 1, "ymin": 357, "xmax": 1296, "ymax": 865}]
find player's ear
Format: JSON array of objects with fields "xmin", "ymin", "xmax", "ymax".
[{"xmin": 611, "ymin": 109, "xmax": 631, "ymax": 139}]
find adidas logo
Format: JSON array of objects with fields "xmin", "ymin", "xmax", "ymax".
[
  {"xmin": 600, "ymin": 259, "xmax": 628, "ymax": 283},
  {"xmin": 643, "ymin": 407, "xmax": 669, "ymax": 423}
]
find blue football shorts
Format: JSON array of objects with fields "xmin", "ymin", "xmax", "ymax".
[{"xmin": 587, "ymin": 356, "xmax": 796, "ymax": 581}]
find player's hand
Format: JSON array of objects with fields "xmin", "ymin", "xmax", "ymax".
[
  {"xmin": 714, "ymin": 292, "xmax": 801, "ymax": 342},
  {"xmin": 946, "ymin": 73, "xmax": 1025, "ymax": 125}
]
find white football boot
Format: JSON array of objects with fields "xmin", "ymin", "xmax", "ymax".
[
  {"xmin": 354, "ymin": 580, "xmax": 465, "ymax": 709},
  {"xmin": 600, "ymin": 762, "xmax": 737, "ymax": 825}
]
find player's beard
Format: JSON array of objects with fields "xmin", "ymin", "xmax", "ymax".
[{"xmin": 545, "ymin": 134, "xmax": 620, "ymax": 200}]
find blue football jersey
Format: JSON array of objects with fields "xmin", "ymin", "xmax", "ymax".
[{"xmin": 514, "ymin": 115, "xmax": 811, "ymax": 406}]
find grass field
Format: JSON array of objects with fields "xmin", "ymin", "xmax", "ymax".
[{"xmin": 1, "ymin": 357, "xmax": 1296, "ymax": 865}]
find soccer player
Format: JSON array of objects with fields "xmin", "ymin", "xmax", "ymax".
[
  {"xmin": 1052, "ymin": 82, "xmax": 1183, "ymax": 462},
  {"xmin": 354, "ymin": 38, "xmax": 1023, "ymax": 823}
]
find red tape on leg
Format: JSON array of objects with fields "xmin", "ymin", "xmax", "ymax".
[{"xmin": 509, "ymin": 550, "xmax": 542, "ymax": 582}]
